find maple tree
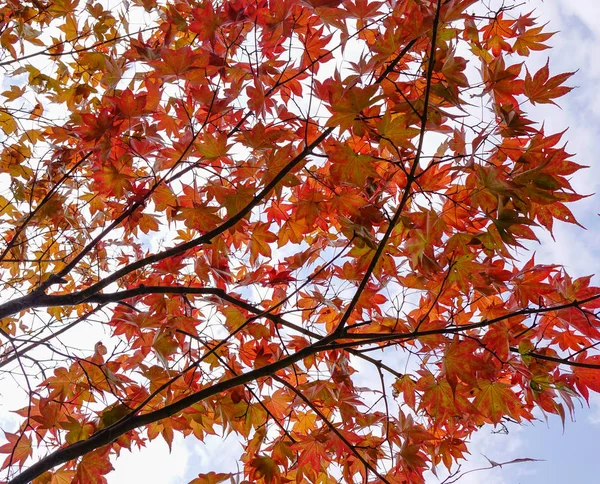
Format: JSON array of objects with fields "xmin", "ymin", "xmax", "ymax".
[{"xmin": 0, "ymin": 0, "xmax": 598, "ymax": 482}]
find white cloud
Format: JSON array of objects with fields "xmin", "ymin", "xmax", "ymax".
[
  {"xmin": 586, "ymin": 394, "xmax": 600, "ymax": 426},
  {"xmin": 184, "ymin": 433, "xmax": 244, "ymax": 479},
  {"xmin": 110, "ymin": 435, "xmax": 190, "ymax": 483}
]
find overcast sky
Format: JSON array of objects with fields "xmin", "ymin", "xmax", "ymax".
[{"xmin": 1, "ymin": 0, "xmax": 598, "ymax": 482}]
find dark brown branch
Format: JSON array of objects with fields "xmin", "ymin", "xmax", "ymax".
[
  {"xmin": 0, "ymin": 152, "xmax": 92, "ymax": 264},
  {"xmin": 509, "ymin": 346, "xmax": 600, "ymax": 369},
  {"xmin": 272, "ymin": 375, "xmax": 390, "ymax": 483},
  {"xmin": 0, "ymin": 305, "xmax": 105, "ymax": 369},
  {"xmin": 333, "ymin": 1, "xmax": 443, "ymax": 336},
  {"xmin": 375, "ymin": 38, "xmax": 418, "ymax": 84},
  {"xmin": 330, "ymin": 294, "xmax": 600, "ymax": 348},
  {"xmin": 8, "ymin": 293, "xmax": 600, "ymax": 483},
  {"xmin": 32, "ymin": 13, "xmax": 386, "ymax": 294},
  {"xmin": 50, "ymin": 127, "xmax": 333, "ymax": 297},
  {"xmin": 179, "ymin": 329, "xmax": 297, "ymax": 444},
  {"xmin": 7, "ymin": 334, "xmax": 336, "ymax": 484},
  {"xmin": 0, "ymin": 27, "xmax": 156, "ymax": 67},
  {"xmin": 49, "ymin": 284, "xmax": 315, "ymax": 338},
  {"xmin": 0, "ymin": 127, "xmax": 333, "ymax": 321}
]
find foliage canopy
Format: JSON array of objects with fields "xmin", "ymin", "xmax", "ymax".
[{"xmin": 0, "ymin": 0, "xmax": 598, "ymax": 483}]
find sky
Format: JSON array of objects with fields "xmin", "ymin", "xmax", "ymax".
[{"xmin": 1, "ymin": 0, "xmax": 599, "ymax": 483}]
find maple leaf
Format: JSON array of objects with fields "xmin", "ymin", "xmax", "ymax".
[
  {"xmin": 150, "ymin": 46, "xmax": 205, "ymax": 80},
  {"xmin": 328, "ymin": 142, "xmax": 378, "ymax": 186},
  {"xmin": 301, "ymin": 0, "xmax": 343, "ymax": 8},
  {"xmin": 398, "ymin": 440, "xmax": 429, "ymax": 473},
  {"xmin": 473, "ymin": 381, "xmax": 526, "ymax": 424},
  {"xmin": 481, "ymin": 13, "xmax": 516, "ymax": 56},
  {"xmin": 524, "ymin": 60, "xmax": 575, "ymax": 105},
  {"xmin": 513, "ymin": 24, "xmax": 554, "ymax": 56},
  {"xmin": 189, "ymin": 472, "xmax": 232, "ymax": 484},
  {"xmin": 249, "ymin": 222, "xmax": 278, "ymax": 264},
  {"xmin": 441, "ymin": 50, "xmax": 469, "ymax": 88},
  {"xmin": 77, "ymin": 109, "xmax": 119, "ymax": 142},
  {"xmin": 376, "ymin": 113, "xmax": 420, "ymax": 150},
  {"xmin": 0, "ymin": 432, "xmax": 32, "ymax": 469},
  {"xmin": 482, "ymin": 57, "xmax": 525, "ymax": 106},
  {"xmin": 92, "ymin": 162, "xmax": 134, "ymax": 198},
  {"xmin": 174, "ymin": 203, "xmax": 222, "ymax": 232},
  {"xmin": 419, "ymin": 377, "xmax": 460, "ymax": 422},
  {"xmin": 1, "ymin": 85, "xmax": 26, "ymax": 101},
  {"xmin": 112, "ymin": 88, "xmax": 147, "ymax": 118},
  {"xmin": 0, "ymin": 110, "xmax": 18, "ymax": 135},
  {"xmin": 293, "ymin": 437, "xmax": 330, "ymax": 471},
  {"xmin": 74, "ymin": 450, "xmax": 113, "ymax": 484},
  {"xmin": 196, "ymin": 132, "xmax": 230, "ymax": 160},
  {"xmin": 36, "ymin": 467, "xmax": 76, "ymax": 484},
  {"xmin": 249, "ymin": 455, "xmax": 282, "ymax": 483},
  {"xmin": 442, "ymin": 339, "xmax": 482, "ymax": 390},
  {"xmin": 573, "ymin": 355, "xmax": 600, "ymax": 401},
  {"xmin": 189, "ymin": 3, "xmax": 222, "ymax": 42},
  {"xmin": 247, "ymin": 80, "xmax": 275, "ymax": 119},
  {"xmin": 326, "ymin": 84, "xmax": 379, "ymax": 132},
  {"xmin": 393, "ymin": 375, "xmax": 417, "ymax": 409}
]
